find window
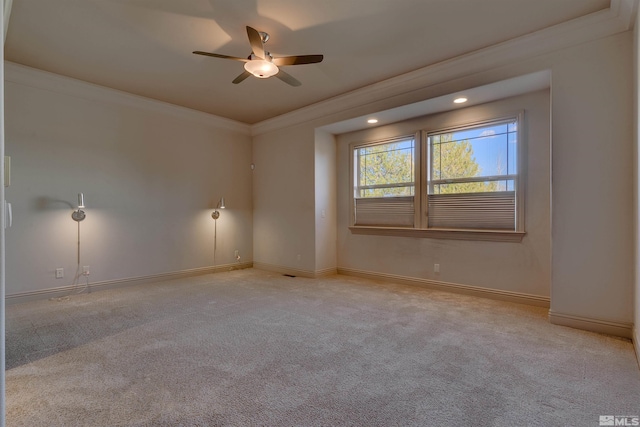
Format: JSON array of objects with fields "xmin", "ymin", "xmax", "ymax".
[
  {"xmin": 349, "ymin": 114, "xmax": 525, "ymax": 241},
  {"xmin": 426, "ymin": 118, "xmax": 518, "ymax": 230},
  {"xmin": 353, "ymin": 136, "xmax": 416, "ymax": 227}
]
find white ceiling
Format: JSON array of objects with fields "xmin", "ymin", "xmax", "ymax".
[{"xmin": 5, "ymin": 0, "xmax": 610, "ymax": 124}]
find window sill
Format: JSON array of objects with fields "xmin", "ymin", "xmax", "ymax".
[{"xmin": 349, "ymin": 226, "xmax": 525, "ymax": 242}]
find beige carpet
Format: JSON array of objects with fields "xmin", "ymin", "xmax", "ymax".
[{"xmin": 5, "ymin": 268, "xmax": 640, "ymax": 426}]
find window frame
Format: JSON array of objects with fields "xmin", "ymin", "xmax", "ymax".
[
  {"xmin": 350, "ymin": 134, "xmax": 421, "ymax": 228},
  {"xmin": 353, "ymin": 135, "xmax": 417, "ymax": 199},
  {"xmin": 348, "ymin": 112, "xmax": 526, "ymax": 242}
]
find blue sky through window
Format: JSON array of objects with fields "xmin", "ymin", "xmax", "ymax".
[{"xmin": 433, "ymin": 120, "xmax": 517, "ymax": 178}]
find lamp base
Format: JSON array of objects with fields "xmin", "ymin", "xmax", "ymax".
[{"xmin": 211, "ymin": 210, "xmax": 220, "ymax": 220}]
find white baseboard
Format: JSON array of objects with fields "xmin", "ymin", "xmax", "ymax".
[
  {"xmin": 548, "ymin": 310, "xmax": 633, "ymax": 339},
  {"xmin": 6, "ymin": 262, "xmax": 253, "ymax": 305},
  {"xmin": 337, "ymin": 267, "xmax": 550, "ymax": 308},
  {"xmin": 315, "ymin": 267, "xmax": 339, "ymax": 278},
  {"xmin": 634, "ymin": 326, "xmax": 640, "ymax": 370},
  {"xmin": 253, "ymin": 262, "xmax": 337, "ymax": 279}
]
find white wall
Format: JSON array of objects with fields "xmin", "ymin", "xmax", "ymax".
[
  {"xmin": 0, "ymin": 3, "xmax": 6, "ymax": 424},
  {"xmin": 252, "ymin": 31, "xmax": 634, "ymax": 334},
  {"xmin": 314, "ymin": 130, "xmax": 337, "ymax": 275},
  {"xmin": 252, "ymin": 125, "xmax": 317, "ymax": 275},
  {"xmin": 634, "ymin": 2, "xmax": 640, "ymax": 356},
  {"xmin": 549, "ymin": 33, "xmax": 634, "ymax": 328},
  {"xmin": 4, "ymin": 64, "xmax": 253, "ymax": 298},
  {"xmin": 336, "ymin": 90, "xmax": 550, "ymax": 297}
]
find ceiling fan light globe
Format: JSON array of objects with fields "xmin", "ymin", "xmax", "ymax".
[{"xmin": 244, "ymin": 59, "xmax": 279, "ymax": 78}]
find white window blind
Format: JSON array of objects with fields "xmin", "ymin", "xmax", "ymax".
[
  {"xmin": 354, "ymin": 196, "xmax": 414, "ymax": 227},
  {"xmin": 428, "ymin": 191, "xmax": 515, "ymax": 230}
]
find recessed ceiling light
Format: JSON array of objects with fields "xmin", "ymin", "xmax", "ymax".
[
  {"xmin": 367, "ymin": 118, "xmax": 379, "ymax": 124},
  {"xmin": 454, "ymin": 97, "xmax": 468, "ymax": 104}
]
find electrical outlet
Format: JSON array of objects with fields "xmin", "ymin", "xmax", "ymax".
[
  {"xmin": 434, "ymin": 263, "xmax": 440, "ymax": 273},
  {"xmin": 297, "ymin": 254, "xmax": 301, "ymax": 261},
  {"xmin": 82, "ymin": 265, "xmax": 90, "ymax": 276},
  {"xmin": 234, "ymin": 250, "xmax": 239, "ymax": 258},
  {"xmin": 55, "ymin": 268, "xmax": 64, "ymax": 279}
]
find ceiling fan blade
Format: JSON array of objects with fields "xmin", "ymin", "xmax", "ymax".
[
  {"xmin": 193, "ymin": 51, "xmax": 248, "ymax": 62},
  {"xmin": 275, "ymin": 69, "xmax": 301, "ymax": 87},
  {"xmin": 272, "ymin": 55, "xmax": 324, "ymax": 66},
  {"xmin": 246, "ymin": 26, "xmax": 265, "ymax": 59},
  {"xmin": 232, "ymin": 70, "xmax": 252, "ymax": 84}
]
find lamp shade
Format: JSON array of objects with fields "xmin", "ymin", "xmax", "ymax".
[
  {"xmin": 218, "ymin": 197, "xmax": 226, "ymax": 209},
  {"xmin": 78, "ymin": 193, "xmax": 85, "ymax": 209},
  {"xmin": 244, "ymin": 59, "xmax": 279, "ymax": 78}
]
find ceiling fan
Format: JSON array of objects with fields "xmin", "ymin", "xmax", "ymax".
[{"xmin": 193, "ymin": 26, "xmax": 323, "ymax": 87}]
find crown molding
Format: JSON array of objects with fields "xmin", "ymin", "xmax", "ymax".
[
  {"xmin": 4, "ymin": 0, "xmax": 13, "ymax": 43},
  {"xmin": 251, "ymin": 1, "xmax": 636, "ymax": 136},
  {"xmin": 5, "ymin": 1, "xmax": 634, "ymax": 138},
  {"xmin": 4, "ymin": 61, "xmax": 252, "ymax": 136},
  {"xmin": 611, "ymin": 0, "xmax": 638, "ymax": 29}
]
